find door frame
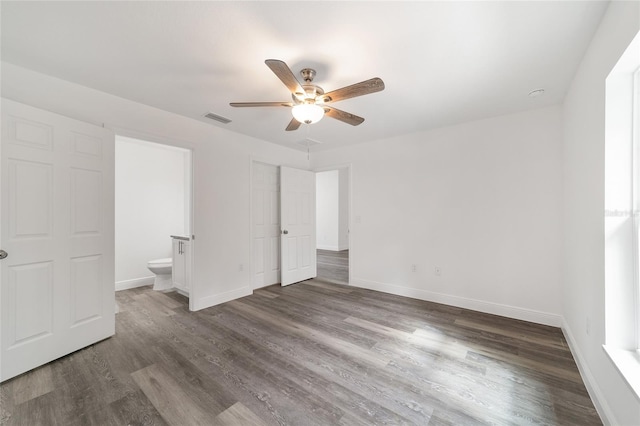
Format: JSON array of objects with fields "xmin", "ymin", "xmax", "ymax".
[
  {"xmin": 112, "ymin": 127, "xmax": 196, "ymax": 310},
  {"xmin": 313, "ymin": 163, "xmax": 353, "ymax": 285}
]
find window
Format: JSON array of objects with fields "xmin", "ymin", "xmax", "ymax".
[{"xmin": 604, "ymin": 30, "xmax": 640, "ymax": 399}]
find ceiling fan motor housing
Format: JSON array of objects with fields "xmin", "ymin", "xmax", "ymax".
[{"xmin": 293, "ymin": 84, "xmax": 324, "ymax": 104}]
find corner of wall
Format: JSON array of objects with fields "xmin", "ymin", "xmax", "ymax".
[
  {"xmin": 190, "ymin": 285, "xmax": 252, "ymax": 311},
  {"xmin": 561, "ymin": 318, "xmax": 616, "ymax": 425},
  {"xmin": 115, "ymin": 277, "xmax": 154, "ymax": 291}
]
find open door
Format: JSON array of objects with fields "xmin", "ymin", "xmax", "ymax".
[
  {"xmin": 280, "ymin": 166, "xmax": 316, "ymax": 286},
  {"xmin": 251, "ymin": 161, "xmax": 281, "ymax": 289},
  {"xmin": 1, "ymin": 99, "xmax": 115, "ymax": 381}
]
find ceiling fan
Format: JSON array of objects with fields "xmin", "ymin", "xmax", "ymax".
[{"xmin": 230, "ymin": 59, "xmax": 385, "ymax": 131}]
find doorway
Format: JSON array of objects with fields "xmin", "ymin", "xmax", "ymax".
[
  {"xmin": 114, "ymin": 136, "xmax": 192, "ymax": 300},
  {"xmin": 251, "ymin": 162, "xmax": 319, "ymax": 288},
  {"xmin": 315, "ymin": 166, "xmax": 350, "ymax": 285},
  {"xmin": 250, "ymin": 162, "xmax": 349, "ymax": 288}
]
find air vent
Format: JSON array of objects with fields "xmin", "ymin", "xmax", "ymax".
[
  {"xmin": 296, "ymin": 138, "xmax": 322, "ymax": 147},
  {"xmin": 202, "ymin": 112, "xmax": 232, "ymax": 124}
]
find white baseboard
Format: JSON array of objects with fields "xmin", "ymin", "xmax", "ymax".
[
  {"xmin": 561, "ymin": 320, "xmax": 614, "ymax": 425},
  {"xmin": 317, "ymin": 244, "xmax": 340, "ymax": 251},
  {"xmin": 176, "ymin": 288, "xmax": 189, "ymax": 297},
  {"xmin": 349, "ymin": 278, "xmax": 563, "ymax": 327},
  {"xmin": 191, "ymin": 285, "xmax": 252, "ymax": 311},
  {"xmin": 115, "ymin": 276, "xmax": 154, "ymax": 291}
]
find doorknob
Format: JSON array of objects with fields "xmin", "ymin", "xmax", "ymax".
[
  {"xmin": 0, "ymin": 250, "xmax": 7, "ymax": 260},
  {"xmin": 282, "ymin": 230, "xmax": 288, "ymax": 235}
]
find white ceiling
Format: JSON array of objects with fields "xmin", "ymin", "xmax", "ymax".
[{"xmin": 1, "ymin": 1, "xmax": 608, "ymax": 152}]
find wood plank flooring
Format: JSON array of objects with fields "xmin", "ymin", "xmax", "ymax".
[
  {"xmin": 0, "ymin": 280, "xmax": 601, "ymax": 425},
  {"xmin": 317, "ymin": 249, "xmax": 349, "ymax": 284}
]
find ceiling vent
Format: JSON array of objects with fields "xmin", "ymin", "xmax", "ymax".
[
  {"xmin": 202, "ymin": 112, "xmax": 232, "ymax": 124},
  {"xmin": 296, "ymin": 138, "xmax": 322, "ymax": 148}
]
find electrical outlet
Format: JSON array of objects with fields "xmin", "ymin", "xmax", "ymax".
[
  {"xmin": 434, "ymin": 266, "xmax": 441, "ymax": 276},
  {"xmin": 239, "ymin": 263, "xmax": 244, "ymax": 272},
  {"xmin": 411, "ymin": 264, "xmax": 417, "ymax": 272}
]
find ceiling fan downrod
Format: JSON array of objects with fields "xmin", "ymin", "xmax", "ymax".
[{"xmin": 300, "ymin": 68, "xmax": 316, "ymax": 83}]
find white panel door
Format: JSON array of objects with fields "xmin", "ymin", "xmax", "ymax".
[
  {"xmin": 252, "ymin": 162, "xmax": 280, "ymax": 288},
  {"xmin": 280, "ymin": 166, "xmax": 316, "ymax": 286},
  {"xmin": 1, "ymin": 99, "xmax": 115, "ymax": 381}
]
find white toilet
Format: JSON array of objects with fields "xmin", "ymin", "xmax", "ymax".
[{"xmin": 147, "ymin": 258, "xmax": 173, "ymax": 291}]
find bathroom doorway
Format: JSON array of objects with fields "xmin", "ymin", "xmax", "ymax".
[
  {"xmin": 315, "ymin": 166, "xmax": 350, "ymax": 285},
  {"xmin": 114, "ymin": 136, "xmax": 193, "ymax": 301}
]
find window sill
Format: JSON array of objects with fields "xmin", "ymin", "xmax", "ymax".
[{"xmin": 603, "ymin": 345, "xmax": 640, "ymax": 401}]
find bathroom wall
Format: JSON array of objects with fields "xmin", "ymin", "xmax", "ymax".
[{"xmin": 115, "ymin": 136, "xmax": 190, "ymax": 290}]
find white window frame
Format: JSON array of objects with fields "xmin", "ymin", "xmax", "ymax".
[
  {"xmin": 603, "ymin": 31, "xmax": 640, "ymax": 400},
  {"xmin": 634, "ymin": 67, "xmax": 640, "ymax": 350}
]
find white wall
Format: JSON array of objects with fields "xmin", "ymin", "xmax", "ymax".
[
  {"xmin": 338, "ymin": 167, "xmax": 350, "ymax": 251},
  {"xmin": 316, "ymin": 167, "xmax": 350, "ymax": 251},
  {"xmin": 312, "ymin": 105, "xmax": 564, "ymax": 326},
  {"xmin": 316, "ymin": 170, "xmax": 340, "ymax": 250},
  {"xmin": 1, "ymin": 63, "xmax": 309, "ymax": 311},
  {"xmin": 115, "ymin": 137, "xmax": 189, "ymax": 289},
  {"xmin": 561, "ymin": 1, "xmax": 640, "ymax": 424}
]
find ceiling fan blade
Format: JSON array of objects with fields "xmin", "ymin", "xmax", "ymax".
[
  {"xmin": 320, "ymin": 77, "xmax": 385, "ymax": 103},
  {"xmin": 229, "ymin": 102, "xmax": 293, "ymax": 107},
  {"xmin": 324, "ymin": 106, "xmax": 364, "ymax": 126},
  {"xmin": 285, "ymin": 118, "xmax": 301, "ymax": 131},
  {"xmin": 265, "ymin": 59, "xmax": 305, "ymax": 96}
]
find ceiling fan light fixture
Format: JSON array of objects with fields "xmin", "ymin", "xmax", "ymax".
[{"xmin": 292, "ymin": 103, "xmax": 324, "ymax": 124}]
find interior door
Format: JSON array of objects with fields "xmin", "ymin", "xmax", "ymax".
[
  {"xmin": 252, "ymin": 162, "xmax": 280, "ymax": 289},
  {"xmin": 1, "ymin": 99, "xmax": 115, "ymax": 381},
  {"xmin": 280, "ymin": 166, "xmax": 316, "ymax": 286}
]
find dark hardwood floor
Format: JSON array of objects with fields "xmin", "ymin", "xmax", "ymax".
[
  {"xmin": 317, "ymin": 249, "xmax": 349, "ymax": 285},
  {"xmin": 0, "ymin": 280, "xmax": 601, "ymax": 425}
]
